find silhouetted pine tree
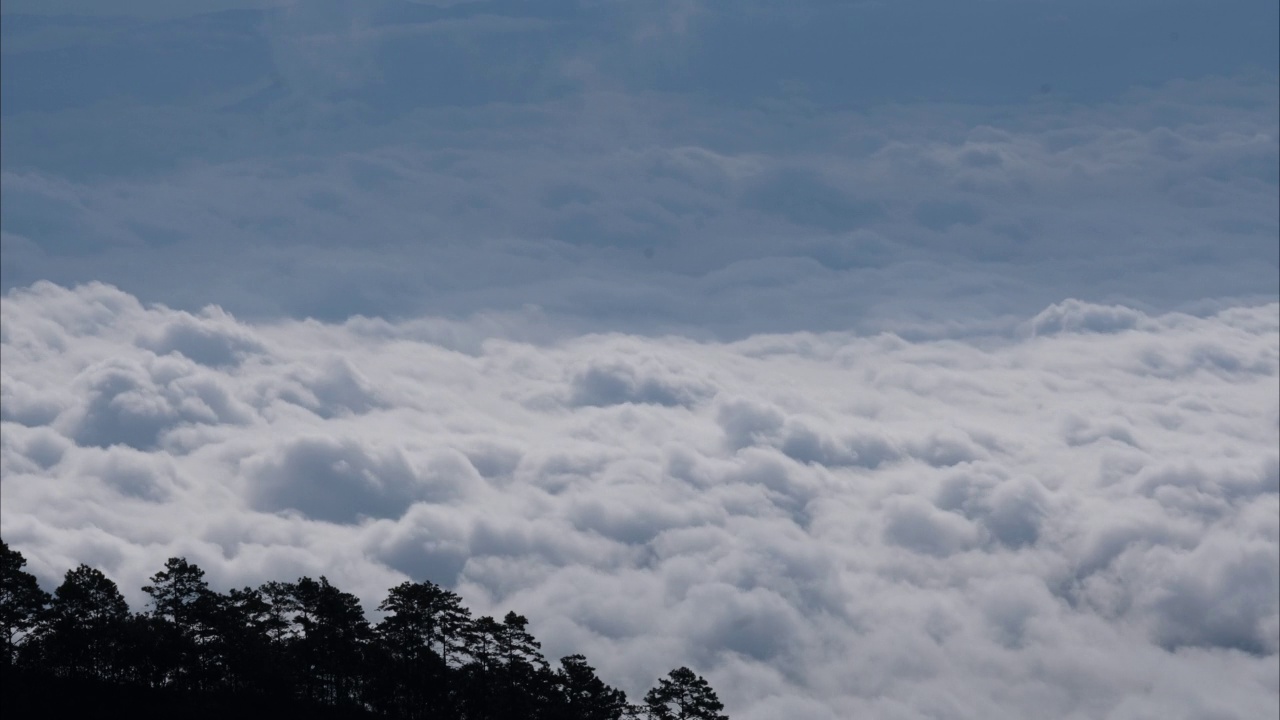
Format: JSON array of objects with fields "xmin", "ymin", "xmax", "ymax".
[
  {"xmin": 642, "ymin": 667, "xmax": 728, "ymax": 720},
  {"xmin": 493, "ymin": 611, "xmax": 554, "ymax": 719},
  {"xmin": 458, "ymin": 613, "xmax": 504, "ymax": 719},
  {"xmin": 374, "ymin": 579, "xmax": 472, "ymax": 718},
  {"xmin": 38, "ymin": 565, "xmax": 132, "ymax": 680},
  {"xmin": 550, "ymin": 654, "xmax": 629, "ymax": 720},
  {"xmin": 0, "ymin": 541, "xmax": 49, "ymax": 667},
  {"xmin": 289, "ymin": 576, "xmax": 373, "ymax": 708},
  {"xmin": 142, "ymin": 557, "xmax": 216, "ymax": 690},
  {"xmin": 208, "ymin": 585, "xmax": 280, "ymax": 695}
]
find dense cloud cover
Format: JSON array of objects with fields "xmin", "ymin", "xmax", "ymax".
[
  {"xmin": 2, "ymin": 0, "xmax": 1278, "ymax": 335},
  {"xmin": 3, "ymin": 1, "xmax": 1279, "ymax": 717},
  {"xmin": 2, "ymin": 283, "xmax": 1277, "ymax": 718}
]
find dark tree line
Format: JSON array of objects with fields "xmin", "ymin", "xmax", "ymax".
[{"xmin": 0, "ymin": 542, "xmax": 727, "ymax": 720}]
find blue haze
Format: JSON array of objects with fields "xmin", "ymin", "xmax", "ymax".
[{"xmin": 2, "ymin": 0, "xmax": 1277, "ymax": 334}]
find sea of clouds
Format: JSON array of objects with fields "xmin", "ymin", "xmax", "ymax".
[
  {"xmin": 2, "ymin": 282, "xmax": 1277, "ymax": 718},
  {"xmin": 2, "ymin": 1, "xmax": 1279, "ymax": 717}
]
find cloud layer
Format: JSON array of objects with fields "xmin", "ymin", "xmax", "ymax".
[
  {"xmin": 2, "ymin": 1, "xmax": 1277, "ymax": 335},
  {"xmin": 3, "ymin": 282, "xmax": 1277, "ymax": 718}
]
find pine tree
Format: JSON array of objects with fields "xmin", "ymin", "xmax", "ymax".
[
  {"xmin": 289, "ymin": 576, "xmax": 372, "ymax": 706},
  {"xmin": 375, "ymin": 580, "xmax": 473, "ymax": 718},
  {"xmin": 552, "ymin": 654, "xmax": 629, "ymax": 720},
  {"xmin": 377, "ymin": 579, "xmax": 473, "ymax": 668},
  {"xmin": 142, "ymin": 557, "xmax": 218, "ymax": 689},
  {"xmin": 643, "ymin": 667, "xmax": 728, "ymax": 720},
  {"xmin": 207, "ymin": 585, "xmax": 278, "ymax": 694},
  {"xmin": 494, "ymin": 611, "xmax": 553, "ymax": 719},
  {"xmin": 0, "ymin": 542, "xmax": 49, "ymax": 667},
  {"xmin": 142, "ymin": 557, "xmax": 213, "ymax": 631},
  {"xmin": 42, "ymin": 564, "xmax": 132, "ymax": 679}
]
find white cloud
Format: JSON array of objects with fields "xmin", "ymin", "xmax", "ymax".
[{"xmin": 2, "ymin": 282, "xmax": 1276, "ymax": 718}]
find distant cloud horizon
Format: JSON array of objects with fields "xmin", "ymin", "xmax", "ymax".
[{"xmin": 2, "ymin": 0, "xmax": 1277, "ymax": 337}]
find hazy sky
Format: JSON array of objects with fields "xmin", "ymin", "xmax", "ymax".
[{"xmin": 2, "ymin": 1, "xmax": 1277, "ymax": 717}]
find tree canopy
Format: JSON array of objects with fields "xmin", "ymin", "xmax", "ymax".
[
  {"xmin": 644, "ymin": 667, "xmax": 729, "ymax": 720},
  {"xmin": 0, "ymin": 542, "xmax": 50, "ymax": 666},
  {"xmin": 0, "ymin": 541, "xmax": 729, "ymax": 720}
]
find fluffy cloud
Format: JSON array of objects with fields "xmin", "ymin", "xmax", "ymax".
[{"xmin": 2, "ymin": 282, "xmax": 1277, "ymax": 718}]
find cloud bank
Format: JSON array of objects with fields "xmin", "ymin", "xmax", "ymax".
[
  {"xmin": 2, "ymin": 283, "xmax": 1277, "ymax": 718},
  {"xmin": 2, "ymin": 1, "xmax": 1277, "ymax": 336}
]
